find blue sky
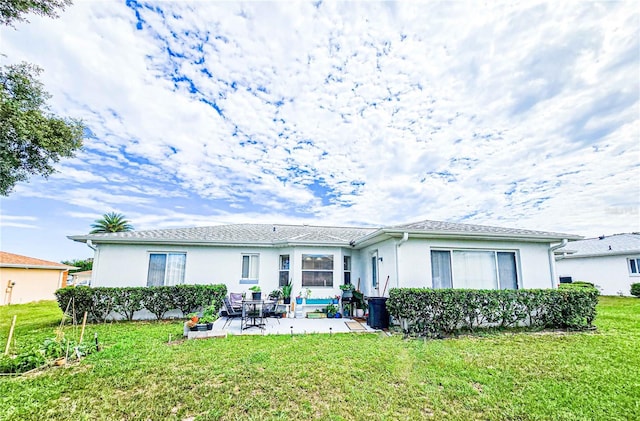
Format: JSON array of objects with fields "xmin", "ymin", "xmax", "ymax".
[{"xmin": 1, "ymin": 1, "xmax": 639, "ymax": 262}]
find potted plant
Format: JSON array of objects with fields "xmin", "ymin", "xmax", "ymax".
[
  {"xmin": 281, "ymin": 282, "xmax": 292, "ymax": 304},
  {"xmin": 249, "ymin": 285, "xmax": 262, "ymax": 300},
  {"xmin": 332, "ymin": 295, "xmax": 340, "ymax": 304},
  {"xmin": 353, "ymin": 290, "xmax": 365, "ymax": 318},
  {"xmin": 295, "ymin": 292, "xmax": 303, "ymax": 305},
  {"xmin": 340, "ymin": 283, "xmax": 354, "ymax": 300},
  {"xmin": 325, "ymin": 304, "xmax": 338, "ymax": 318},
  {"xmin": 186, "ymin": 312, "xmax": 199, "ymax": 330},
  {"xmin": 269, "ymin": 289, "xmax": 283, "ymax": 302},
  {"xmin": 196, "ymin": 304, "xmax": 219, "ymax": 330}
]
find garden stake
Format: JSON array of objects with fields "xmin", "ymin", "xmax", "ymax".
[
  {"xmin": 79, "ymin": 312, "xmax": 88, "ymax": 343},
  {"xmin": 290, "ymin": 326, "xmax": 293, "ymax": 337},
  {"xmin": 329, "ymin": 327, "xmax": 332, "ymax": 336},
  {"xmin": 94, "ymin": 332, "xmax": 100, "ymax": 352},
  {"xmin": 381, "ymin": 275, "xmax": 390, "ymax": 297},
  {"xmin": 4, "ymin": 315, "xmax": 17, "ymax": 355}
]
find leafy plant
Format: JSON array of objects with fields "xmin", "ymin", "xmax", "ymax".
[
  {"xmin": 89, "ymin": 212, "xmax": 133, "ymax": 233},
  {"xmin": 630, "ymin": 283, "xmax": 640, "ymax": 297},
  {"xmin": 249, "ymin": 285, "xmax": 261, "ymax": 292},
  {"xmin": 281, "ymin": 282, "xmax": 292, "ymax": 298},
  {"xmin": 387, "ymin": 288, "xmax": 600, "ymax": 338},
  {"xmin": 269, "ymin": 289, "xmax": 283, "ymax": 300},
  {"xmin": 325, "ymin": 304, "xmax": 338, "ymax": 317},
  {"xmin": 339, "ymin": 284, "xmax": 354, "ymax": 291}
]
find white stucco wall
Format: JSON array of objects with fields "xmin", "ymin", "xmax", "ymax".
[
  {"xmin": 91, "ymin": 243, "xmax": 354, "ymax": 301},
  {"xmin": 556, "ymin": 254, "xmax": 639, "ymax": 296},
  {"xmin": 357, "ymin": 237, "xmax": 555, "ymax": 294}
]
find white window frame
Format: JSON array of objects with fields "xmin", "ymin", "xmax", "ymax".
[
  {"xmin": 629, "ymin": 258, "xmax": 640, "ymax": 276},
  {"xmin": 279, "ymin": 255, "xmax": 290, "ymax": 286},
  {"xmin": 430, "ymin": 248, "xmax": 520, "ymax": 290},
  {"xmin": 343, "ymin": 255, "xmax": 352, "ymax": 285},
  {"xmin": 240, "ymin": 253, "xmax": 260, "ymax": 283},
  {"xmin": 301, "ymin": 254, "xmax": 334, "ymax": 287},
  {"xmin": 146, "ymin": 252, "xmax": 186, "ymax": 287}
]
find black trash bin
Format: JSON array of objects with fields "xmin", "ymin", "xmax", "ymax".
[{"xmin": 367, "ymin": 297, "xmax": 389, "ymax": 329}]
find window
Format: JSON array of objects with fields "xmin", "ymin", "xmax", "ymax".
[
  {"xmin": 371, "ymin": 255, "xmax": 378, "ymax": 288},
  {"xmin": 302, "ymin": 254, "xmax": 333, "ymax": 287},
  {"xmin": 241, "ymin": 254, "xmax": 259, "ymax": 281},
  {"xmin": 629, "ymin": 258, "xmax": 640, "ymax": 275},
  {"xmin": 147, "ymin": 253, "xmax": 186, "ymax": 286},
  {"xmin": 279, "ymin": 255, "xmax": 290, "ymax": 286},
  {"xmin": 343, "ymin": 256, "xmax": 351, "ymax": 285},
  {"xmin": 430, "ymin": 250, "xmax": 518, "ymax": 290}
]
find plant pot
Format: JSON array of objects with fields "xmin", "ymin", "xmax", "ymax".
[
  {"xmin": 252, "ymin": 292, "xmax": 262, "ymax": 300},
  {"xmin": 342, "ymin": 290, "xmax": 353, "ymax": 300},
  {"xmin": 332, "ymin": 299, "xmax": 339, "ymax": 304},
  {"xmin": 335, "ymin": 313, "xmax": 341, "ymax": 318},
  {"xmin": 295, "ymin": 297, "xmax": 303, "ymax": 305},
  {"xmin": 283, "ymin": 297, "xmax": 291, "ymax": 304},
  {"xmin": 190, "ymin": 323, "xmax": 213, "ymax": 331},
  {"xmin": 355, "ymin": 309, "xmax": 364, "ymax": 318}
]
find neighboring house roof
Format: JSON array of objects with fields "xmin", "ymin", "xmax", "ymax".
[
  {"xmin": 68, "ymin": 220, "xmax": 580, "ymax": 248},
  {"xmin": 555, "ymin": 233, "xmax": 640, "ymax": 259},
  {"xmin": 0, "ymin": 251, "xmax": 76, "ymax": 270},
  {"xmin": 70, "ymin": 270, "xmax": 93, "ymax": 276}
]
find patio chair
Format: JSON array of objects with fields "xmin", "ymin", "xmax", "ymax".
[
  {"xmin": 229, "ymin": 293, "xmax": 243, "ymax": 311},
  {"xmin": 222, "ymin": 297, "xmax": 243, "ymax": 328}
]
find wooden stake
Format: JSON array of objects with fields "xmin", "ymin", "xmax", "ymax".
[
  {"xmin": 5, "ymin": 315, "xmax": 17, "ymax": 355},
  {"xmin": 381, "ymin": 275, "xmax": 390, "ymax": 297},
  {"xmin": 79, "ymin": 312, "xmax": 88, "ymax": 343}
]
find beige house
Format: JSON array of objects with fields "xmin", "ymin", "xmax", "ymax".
[{"xmin": 0, "ymin": 251, "xmax": 75, "ymax": 305}]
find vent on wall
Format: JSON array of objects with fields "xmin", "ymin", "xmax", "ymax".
[{"xmin": 559, "ymin": 276, "xmax": 573, "ymax": 284}]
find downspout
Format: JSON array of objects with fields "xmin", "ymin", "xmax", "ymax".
[
  {"xmin": 86, "ymin": 240, "xmax": 98, "ymax": 286},
  {"xmin": 548, "ymin": 239, "xmax": 568, "ymax": 288},
  {"xmin": 394, "ymin": 233, "xmax": 409, "ymax": 289}
]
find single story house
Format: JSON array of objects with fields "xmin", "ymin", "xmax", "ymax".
[
  {"xmin": 68, "ymin": 220, "xmax": 579, "ymax": 301},
  {"xmin": 69, "ymin": 270, "xmax": 92, "ymax": 286},
  {"xmin": 0, "ymin": 251, "xmax": 75, "ymax": 305},
  {"xmin": 555, "ymin": 233, "xmax": 640, "ymax": 296}
]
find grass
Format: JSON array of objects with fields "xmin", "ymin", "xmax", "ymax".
[{"xmin": 0, "ymin": 296, "xmax": 639, "ymax": 420}]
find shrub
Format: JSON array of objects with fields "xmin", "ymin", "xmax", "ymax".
[
  {"xmin": 55, "ymin": 284, "xmax": 227, "ymax": 322},
  {"xmin": 631, "ymin": 283, "xmax": 640, "ymax": 298},
  {"xmin": 387, "ymin": 287, "xmax": 599, "ymax": 338},
  {"xmin": 113, "ymin": 287, "xmax": 144, "ymax": 321}
]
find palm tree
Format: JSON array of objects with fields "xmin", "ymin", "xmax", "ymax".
[{"xmin": 90, "ymin": 212, "xmax": 134, "ymax": 234}]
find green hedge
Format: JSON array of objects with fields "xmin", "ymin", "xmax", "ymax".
[
  {"xmin": 55, "ymin": 284, "xmax": 227, "ymax": 323},
  {"xmin": 631, "ymin": 283, "xmax": 640, "ymax": 297},
  {"xmin": 386, "ymin": 288, "xmax": 599, "ymax": 338}
]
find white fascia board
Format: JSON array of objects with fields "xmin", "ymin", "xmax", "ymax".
[
  {"xmin": 0, "ymin": 264, "xmax": 77, "ymax": 270},
  {"xmin": 353, "ymin": 229, "xmax": 580, "ymax": 248},
  {"xmin": 68, "ymin": 236, "xmax": 349, "ymax": 248},
  {"xmin": 556, "ymin": 249, "xmax": 640, "ymax": 259}
]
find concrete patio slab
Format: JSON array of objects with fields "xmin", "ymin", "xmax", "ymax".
[{"xmin": 213, "ymin": 316, "xmax": 377, "ymax": 336}]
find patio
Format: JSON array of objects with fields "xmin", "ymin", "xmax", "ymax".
[{"xmin": 210, "ymin": 315, "xmax": 378, "ymax": 336}]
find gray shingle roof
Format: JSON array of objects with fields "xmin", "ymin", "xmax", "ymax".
[
  {"xmin": 556, "ymin": 233, "xmax": 640, "ymax": 257},
  {"xmin": 70, "ymin": 224, "xmax": 376, "ymax": 245},
  {"xmin": 384, "ymin": 220, "xmax": 579, "ymax": 240},
  {"xmin": 69, "ymin": 219, "xmax": 580, "ymax": 246}
]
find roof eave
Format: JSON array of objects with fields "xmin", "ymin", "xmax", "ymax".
[
  {"xmin": 68, "ymin": 236, "xmax": 350, "ymax": 248},
  {"xmin": 556, "ymin": 249, "xmax": 640, "ymax": 259},
  {"xmin": 353, "ymin": 229, "xmax": 581, "ymax": 247},
  {"xmin": 0, "ymin": 264, "xmax": 77, "ymax": 270}
]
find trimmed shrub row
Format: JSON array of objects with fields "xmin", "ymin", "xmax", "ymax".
[
  {"xmin": 55, "ymin": 284, "xmax": 227, "ymax": 323},
  {"xmin": 386, "ymin": 288, "xmax": 599, "ymax": 338},
  {"xmin": 631, "ymin": 283, "xmax": 640, "ymax": 298}
]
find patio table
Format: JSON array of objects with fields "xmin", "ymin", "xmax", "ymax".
[{"xmin": 241, "ymin": 299, "xmax": 274, "ymax": 330}]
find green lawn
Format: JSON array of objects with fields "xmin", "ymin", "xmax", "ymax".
[{"xmin": 1, "ymin": 297, "xmax": 639, "ymax": 420}]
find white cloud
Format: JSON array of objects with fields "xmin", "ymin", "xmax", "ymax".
[{"xmin": 1, "ymin": 1, "xmax": 638, "ymax": 260}]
